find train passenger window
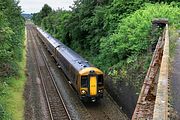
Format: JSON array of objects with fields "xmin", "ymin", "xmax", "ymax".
[
  {"xmin": 97, "ymin": 75, "xmax": 103, "ymax": 85},
  {"xmin": 81, "ymin": 76, "xmax": 88, "ymax": 87}
]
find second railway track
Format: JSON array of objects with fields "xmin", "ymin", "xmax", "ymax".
[{"xmin": 27, "ymin": 24, "xmax": 71, "ymax": 120}]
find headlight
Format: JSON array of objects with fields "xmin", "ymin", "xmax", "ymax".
[
  {"xmin": 81, "ymin": 90, "xmax": 86, "ymax": 94},
  {"xmin": 98, "ymin": 89, "xmax": 103, "ymax": 93}
]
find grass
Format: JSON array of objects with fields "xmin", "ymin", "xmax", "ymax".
[
  {"xmin": 0, "ymin": 27, "xmax": 27, "ymax": 120},
  {"xmin": 5, "ymin": 72, "xmax": 26, "ymax": 120}
]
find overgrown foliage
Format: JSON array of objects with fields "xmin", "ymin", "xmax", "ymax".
[
  {"xmin": 32, "ymin": 4, "xmax": 52, "ymax": 26},
  {"xmin": 100, "ymin": 3, "xmax": 179, "ymax": 90},
  {"xmin": 99, "ymin": 3, "xmax": 180, "ymax": 68},
  {"xmin": 0, "ymin": 0, "xmax": 25, "ymax": 119},
  {"xmin": 41, "ymin": 10, "xmax": 71, "ymax": 42},
  {"xmin": 0, "ymin": 0, "xmax": 24, "ymax": 77},
  {"xmin": 33, "ymin": 0, "xmax": 147, "ymax": 54},
  {"xmin": 33, "ymin": 1, "xmax": 180, "ymax": 91}
]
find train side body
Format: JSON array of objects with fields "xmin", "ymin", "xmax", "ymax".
[{"xmin": 36, "ymin": 27, "xmax": 104, "ymax": 102}]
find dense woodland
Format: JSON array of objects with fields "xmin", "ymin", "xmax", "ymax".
[
  {"xmin": 0, "ymin": 0, "xmax": 24, "ymax": 119},
  {"xmin": 32, "ymin": 0, "xmax": 180, "ymax": 91}
]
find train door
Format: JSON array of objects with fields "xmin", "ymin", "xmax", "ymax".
[{"xmin": 90, "ymin": 76, "xmax": 97, "ymax": 96}]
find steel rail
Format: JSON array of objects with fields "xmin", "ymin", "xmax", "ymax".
[
  {"xmin": 28, "ymin": 25, "xmax": 71, "ymax": 120},
  {"xmin": 28, "ymin": 28, "xmax": 54, "ymax": 119},
  {"xmin": 35, "ymin": 30, "xmax": 72, "ymax": 120}
]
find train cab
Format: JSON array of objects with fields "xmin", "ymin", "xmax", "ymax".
[{"xmin": 79, "ymin": 67, "xmax": 104, "ymax": 102}]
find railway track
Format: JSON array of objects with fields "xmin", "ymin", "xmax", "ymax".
[
  {"xmin": 26, "ymin": 23, "xmax": 128, "ymax": 120},
  {"xmin": 27, "ymin": 25, "xmax": 71, "ymax": 120}
]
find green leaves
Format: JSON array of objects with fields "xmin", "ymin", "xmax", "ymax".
[
  {"xmin": 32, "ymin": 0, "xmax": 180, "ymax": 91},
  {"xmin": 100, "ymin": 3, "xmax": 180, "ymax": 65},
  {"xmin": 32, "ymin": 4, "xmax": 52, "ymax": 26},
  {"xmin": 96, "ymin": 3, "xmax": 180, "ymax": 90},
  {"xmin": 0, "ymin": 0, "xmax": 24, "ymax": 77}
]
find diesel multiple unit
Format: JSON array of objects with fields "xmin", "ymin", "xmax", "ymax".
[{"xmin": 36, "ymin": 27, "xmax": 104, "ymax": 102}]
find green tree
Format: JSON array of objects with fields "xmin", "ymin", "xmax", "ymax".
[
  {"xmin": 32, "ymin": 4, "xmax": 52, "ymax": 26},
  {"xmin": 0, "ymin": 0, "xmax": 25, "ymax": 119},
  {"xmin": 32, "ymin": 0, "xmax": 180, "ymax": 91},
  {"xmin": 0, "ymin": 0, "xmax": 24, "ymax": 76},
  {"xmin": 41, "ymin": 4, "xmax": 52, "ymax": 18}
]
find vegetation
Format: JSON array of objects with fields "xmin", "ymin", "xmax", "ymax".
[
  {"xmin": 22, "ymin": 14, "xmax": 33, "ymax": 20},
  {"xmin": 32, "ymin": 1, "xmax": 180, "ymax": 92},
  {"xmin": 32, "ymin": 4, "xmax": 52, "ymax": 26},
  {"xmin": 0, "ymin": 0, "xmax": 25, "ymax": 119},
  {"xmin": 98, "ymin": 3, "xmax": 180, "ymax": 90},
  {"xmin": 0, "ymin": 46, "xmax": 26, "ymax": 119}
]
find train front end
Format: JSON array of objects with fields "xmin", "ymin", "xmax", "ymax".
[{"xmin": 79, "ymin": 67, "xmax": 104, "ymax": 102}]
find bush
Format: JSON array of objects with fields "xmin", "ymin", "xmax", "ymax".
[
  {"xmin": 99, "ymin": 3, "xmax": 180, "ymax": 68},
  {"xmin": 33, "ymin": 2, "xmax": 180, "ymax": 91},
  {"xmin": 0, "ymin": 0, "xmax": 24, "ymax": 77},
  {"xmin": 0, "ymin": 0, "xmax": 25, "ymax": 119},
  {"xmin": 97, "ymin": 3, "xmax": 180, "ymax": 90}
]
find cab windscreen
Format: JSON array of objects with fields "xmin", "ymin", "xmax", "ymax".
[{"xmin": 81, "ymin": 76, "xmax": 88, "ymax": 87}]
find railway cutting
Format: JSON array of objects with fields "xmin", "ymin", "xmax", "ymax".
[{"xmin": 25, "ymin": 23, "xmax": 128, "ymax": 120}]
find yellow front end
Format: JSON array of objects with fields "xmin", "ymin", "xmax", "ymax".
[
  {"xmin": 79, "ymin": 67, "xmax": 104, "ymax": 101},
  {"xmin": 90, "ymin": 76, "xmax": 97, "ymax": 96}
]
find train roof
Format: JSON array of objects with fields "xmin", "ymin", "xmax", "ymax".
[
  {"xmin": 37, "ymin": 27, "xmax": 60, "ymax": 48},
  {"xmin": 36, "ymin": 27, "xmax": 92, "ymax": 71},
  {"xmin": 79, "ymin": 67, "xmax": 103, "ymax": 75},
  {"xmin": 56, "ymin": 46, "xmax": 91, "ymax": 70}
]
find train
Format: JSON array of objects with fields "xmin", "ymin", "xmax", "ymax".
[{"xmin": 36, "ymin": 27, "xmax": 104, "ymax": 102}]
